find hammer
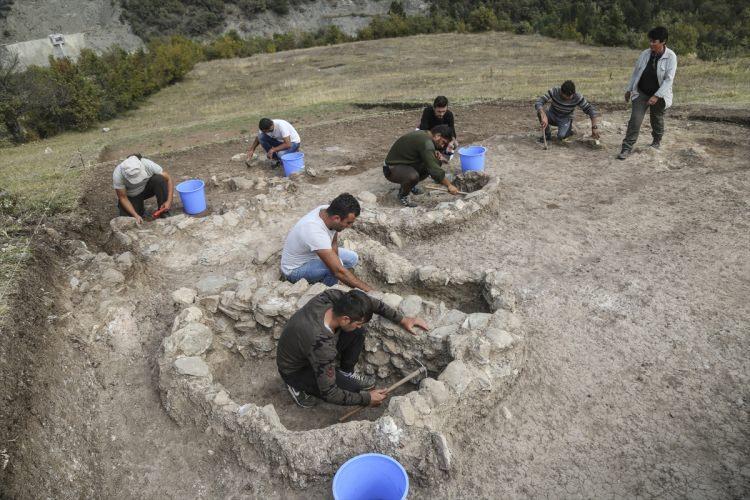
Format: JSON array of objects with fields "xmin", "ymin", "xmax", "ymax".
[{"xmin": 339, "ymin": 359, "xmax": 427, "ymax": 423}]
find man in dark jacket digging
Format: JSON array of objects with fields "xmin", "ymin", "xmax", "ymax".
[
  {"xmin": 383, "ymin": 125, "xmax": 460, "ymax": 207},
  {"xmin": 276, "ymin": 289, "xmax": 428, "ymax": 408}
]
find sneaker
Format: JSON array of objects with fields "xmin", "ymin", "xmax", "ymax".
[
  {"xmin": 616, "ymin": 150, "xmax": 630, "ymax": 160},
  {"xmin": 337, "ymin": 369, "xmax": 376, "ymax": 390},
  {"xmin": 537, "ymin": 136, "xmax": 551, "ymax": 144},
  {"xmin": 650, "ymin": 140, "xmax": 661, "ymax": 149},
  {"xmin": 286, "ymin": 384, "xmax": 317, "ymax": 408},
  {"xmin": 410, "ymin": 185, "xmax": 424, "ymax": 195},
  {"xmin": 398, "ymin": 194, "xmax": 417, "ymax": 208}
]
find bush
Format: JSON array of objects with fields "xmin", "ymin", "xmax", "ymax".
[
  {"xmin": 21, "ymin": 59, "xmax": 102, "ymax": 137},
  {"xmin": 467, "ymin": 6, "xmax": 499, "ymax": 32},
  {"xmin": 0, "ymin": 36, "xmax": 206, "ymax": 144},
  {"xmin": 145, "ymin": 36, "xmax": 205, "ymax": 89}
]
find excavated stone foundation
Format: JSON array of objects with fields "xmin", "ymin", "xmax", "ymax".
[{"xmin": 105, "ymin": 170, "xmax": 526, "ymax": 488}]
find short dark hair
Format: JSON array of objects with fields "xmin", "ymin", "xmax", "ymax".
[
  {"xmin": 648, "ymin": 26, "xmax": 668, "ymax": 42},
  {"xmin": 431, "ymin": 124, "xmax": 455, "ymax": 140},
  {"xmin": 433, "ymin": 95, "xmax": 449, "ymax": 108},
  {"xmin": 332, "ymin": 290, "xmax": 371, "ymax": 322},
  {"xmin": 561, "ymin": 80, "xmax": 576, "ymax": 96},
  {"xmin": 258, "ymin": 118, "xmax": 273, "ymax": 131},
  {"xmin": 327, "ymin": 193, "xmax": 361, "ymax": 219},
  {"xmin": 128, "ymin": 153, "xmax": 143, "ymax": 160}
]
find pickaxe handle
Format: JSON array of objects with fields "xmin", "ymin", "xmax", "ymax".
[
  {"xmin": 424, "ymin": 185, "xmax": 470, "ymax": 195},
  {"xmin": 338, "ymin": 366, "xmax": 426, "ymax": 423}
]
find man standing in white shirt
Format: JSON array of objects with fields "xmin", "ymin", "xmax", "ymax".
[
  {"xmin": 113, "ymin": 154, "xmax": 173, "ymax": 224},
  {"xmin": 247, "ymin": 118, "xmax": 301, "ymax": 166},
  {"xmin": 280, "ymin": 193, "xmax": 374, "ymax": 292},
  {"xmin": 618, "ymin": 26, "xmax": 677, "ymax": 160}
]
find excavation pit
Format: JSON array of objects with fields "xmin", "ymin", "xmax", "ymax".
[
  {"xmin": 207, "ymin": 295, "xmax": 453, "ymax": 432},
  {"xmin": 158, "ymin": 271, "xmax": 525, "ymax": 486}
]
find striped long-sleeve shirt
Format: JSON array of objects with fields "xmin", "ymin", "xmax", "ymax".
[{"xmin": 535, "ymin": 87, "xmax": 598, "ymax": 119}]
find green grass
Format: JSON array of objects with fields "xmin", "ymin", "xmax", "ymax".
[
  {"xmin": 1, "ymin": 31, "xmax": 748, "ymax": 217},
  {"xmin": 0, "ymin": 30, "xmax": 748, "ymax": 322}
]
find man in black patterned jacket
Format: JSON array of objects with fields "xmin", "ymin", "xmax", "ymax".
[{"xmin": 276, "ymin": 289, "xmax": 428, "ymax": 408}]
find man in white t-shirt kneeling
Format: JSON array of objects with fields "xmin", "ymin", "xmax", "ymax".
[
  {"xmin": 113, "ymin": 154, "xmax": 174, "ymax": 225},
  {"xmin": 247, "ymin": 117, "xmax": 301, "ymax": 167},
  {"xmin": 281, "ymin": 193, "xmax": 374, "ymax": 292}
]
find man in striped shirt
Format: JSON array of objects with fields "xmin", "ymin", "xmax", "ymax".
[{"xmin": 535, "ymin": 80, "xmax": 600, "ymax": 142}]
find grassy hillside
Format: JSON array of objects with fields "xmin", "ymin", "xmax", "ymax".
[{"xmin": 0, "ymin": 31, "xmax": 748, "ymax": 216}]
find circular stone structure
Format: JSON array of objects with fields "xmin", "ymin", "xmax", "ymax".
[
  {"xmin": 158, "ymin": 268, "xmax": 525, "ymax": 487},
  {"xmin": 354, "ymin": 172, "xmax": 501, "ymax": 244},
  {"xmin": 107, "ymin": 179, "xmax": 525, "ymax": 488}
]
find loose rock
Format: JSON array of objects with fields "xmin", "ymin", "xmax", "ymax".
[
  {"xmin": 389, "ymin": 231, "xmax": 404, "ymax": 248},
  {"xmin": 431, "ymin": 432, "xmax": 452, "ymax": 470},
  {"xmin": 101, "ymin": 268, "xmax": 125, "ymax": 287}
]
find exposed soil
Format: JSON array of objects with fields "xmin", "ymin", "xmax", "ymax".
[
  {"xmin": 212, "ymin": 353, "xmax": 419, "ymax": 431},
  {"xmin": 2, "ymin": 101, "xmax": 749, "ymax": 498}
]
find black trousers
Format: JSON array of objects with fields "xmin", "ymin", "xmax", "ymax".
[
  {"xmin": 383, "ymin": 164, "xmax": 428, "ymax": 197},
  {"xmin": 280, "ymin": 327, "xmax": 366, "ymax": 396},
  {"xmin": 118, "ymin": 174, "xmax": 168, "ymax": 217}
]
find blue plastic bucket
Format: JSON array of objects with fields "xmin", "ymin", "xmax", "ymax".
[
  {"xmin": 333, "ymin": 453, "xmax": 409, "ymax": 500},
  {"xmin": 175, "ymin": 179, "xmax": 207, "ymax": 215},
  {"xmin": 458, "ymin": 145, "xmax": 487, "ymax": 172},
  {"xmin": 281, "ymin": 152, "xmax": 305, "ymax": 177}
]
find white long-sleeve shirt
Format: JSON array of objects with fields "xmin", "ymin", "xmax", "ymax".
[{"xmin": 625, "ymin": 47, "xmax": 678, "ymax": 108}]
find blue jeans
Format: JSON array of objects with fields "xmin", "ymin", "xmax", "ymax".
[
  {"xmin": 284, "ymin": 249, "xmax": 359, "ymax": 286},
  {"xmin": 543, "ymin": 107, "xmax": 573, "ymax": 140},
  {"xmin": 259, "ymin": 133, "xmax": 301, "ymax": 160}
]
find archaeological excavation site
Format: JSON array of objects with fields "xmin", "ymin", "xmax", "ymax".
[{"xmin": 2, "ymin": 102, "xmax": 748, "ymax": 498}]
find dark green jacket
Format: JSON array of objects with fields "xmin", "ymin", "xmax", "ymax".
[{"xmin": 385, "ymin": 130, "xmax": 446, "ymax": 183}]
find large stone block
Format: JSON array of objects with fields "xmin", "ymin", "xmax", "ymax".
[
  {"xmin": 398, "ymin": 295, "xmax": 422, "ymax": 317},
  {"xmin": 438, "ymin": 360, "xmax": 472, "ymax": 395},
  {"xmin": 172, "ymin": 287, "xmax": 197, "ymax": 305},
  {"xmin": 174, "ymin": 356, "xmax": 211, "ymax": 377},
  {"xmin": 382, "ymin": 293, "xmax": 403, "ymax": 310},
  {"xmin": 174, "ymin": 322, "xmax": 213, "ymax": 356},
  {"xmin": 196, "ymin": 275, "xmax": 235, "ymax": 295}
]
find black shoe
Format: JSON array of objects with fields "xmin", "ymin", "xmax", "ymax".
[
  {"xmin": 537, "ymin": 136, "xmax": 552, "ymax": 144},
  {"xmin": 410, "ymin": 185, "xmax": 424, "ymax": 195},
  {"xmin": 398, "ymin": 194, "xmax": 417, "ymax": 208},
  {"xmin": 286, "ymin": 384, "xmax": 317, "ymax": 408},
  {"xmin": 337, "ymin": 369, "xmax": 376, "ymax": 390},
  {"xmin": 617, "ymin": 150, "xmax": 630, "ymax": 160},
  {"xmin": 650, "ymin": 140, "xmax": 661, "ymax": 149}
]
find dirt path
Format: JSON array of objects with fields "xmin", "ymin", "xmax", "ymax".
[{"xmin": 2, "ymin": 102, "xmax": 748, "ymax": 498}]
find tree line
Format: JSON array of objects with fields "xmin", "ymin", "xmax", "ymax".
[
  {"xmin": 121, "ymin": 0, "xmax": 749, "ymax": 60},
  {"xmin": 0, "ymin": 0, "xmax": 747, "ymax": 145}
]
